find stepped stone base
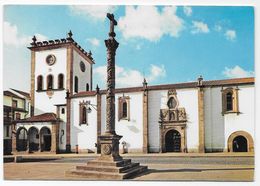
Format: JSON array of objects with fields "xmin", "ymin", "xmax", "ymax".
[{"xmin": 66, "ymin": 157, "xmax": 148, "ymax": 180}]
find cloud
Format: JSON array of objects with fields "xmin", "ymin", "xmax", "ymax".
[
  {"xmin": 222, "ymin": 65, "xmax": 254, "ymax": 78},
  {"xmin": 191, "ymin": 21, "xmax": 210, "ymax": 34},
  {"xmin": 86, "ymin": 38, "xmax": 100, "ymax": 47},
  {"xmin": 225, "ymin": 29, "xmax": 236, "ymax": 41},
  {"xmin": 69, "ymin": 5, "xmax": 117, "ymax": 21},
  {"xmin": 183, "ymin": 6, "xmax": 192, "ymax": 16},
  {"xmin": 34, "ymin": 33, "xmax": 48, "ymax": 41},
  {"xmin": 4, "ymin": 21, "xmax": 47, "ymax": 47},
  {"xmin": 94, "ymin": 64, "xmax": 166, "ymax": 88},
  {"xmin": 214, "ymin": 24, "xmax": 222, "ymax": 32},
  {"xmin": 118, "ymin": 6, "xmax": 184, "ymax": 42},
  {"xmin": 4, "ymin": 21, "xmax": 30, "ymax": 47}
]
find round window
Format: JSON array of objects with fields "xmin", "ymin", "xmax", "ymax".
[
  {"xmin": 46, "ymin": 54, "xmax": 56, "ymax": 66},
  {"xmin": 80, "ymin": 61, "xmax": 86, "ymax": 72}
]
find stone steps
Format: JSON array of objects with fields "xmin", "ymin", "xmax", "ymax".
[
  {"xmin": 66, "ymin": 157, "xmax": 148, "ymax": 180},
  {"xmin": 66, "ymin": 164, "xmax": 147, "ymax": 180},
  {"xmin": 76, "ymin": 162, "xmax": 140, "ymax": 173},
  {"xmin": 87, "ymin": 159, "xmax": 131, "ymax": 167}
]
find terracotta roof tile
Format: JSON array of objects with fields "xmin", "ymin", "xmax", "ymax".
[
  {"xmin": 4, "ymin": 91, "xmax": 24, "ymax": 99},
  {"xmin": 10, "ymin": 88, "xmax": 30, "ymax": 99},
  {"xmin": 71, "ymin": 77, "xmax": 254, "ymax": 98},
  {"xmin": 17, "ymin": 113, "xmax": 59, "ymax": 123}
]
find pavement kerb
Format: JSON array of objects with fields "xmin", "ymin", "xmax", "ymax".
[{"xmin": 4, "ymin": 152, "xmax": 254, "ymax": 162}]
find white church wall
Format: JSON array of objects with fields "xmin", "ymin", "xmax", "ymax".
[
  {"xmin": 101, "ymin": 94, "xmax": 106, "ymax": 134},
  {"xmin": 147, "ymin": 88, "xmax": 199, "ymax": 152},
  {"xmin": 204, "ymin": 87, "xmax": 225, "ymax": 152},
  {"xmin": 115, "ymin": 92, "xmax": 144, "ymax": 152},
  {"xmin": 148, "ymin": 90, "xmax": 167, "ymax": 152},
  {"xmin": 59, "ymin": 122, "xmax": 67, "ymax": 151},
  {"xmin": 34, "ymin": 48, "xmax": 67, "ymax": 115},
  {"xmin": 224, "ymin": 85, "xmax": 255, "ymax": 149},
  {"xmin": 70, "ymin": 96, "xmax": 97, "ymax": 152},
  {"xmin": 177, "ymin": 89, "xmax": 199, "ymax": 152},
  {"xmin": 72, "ymin": 50, "xmax": 91, "ymax": 93}
]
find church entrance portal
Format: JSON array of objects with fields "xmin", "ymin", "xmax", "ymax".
[
  {"xmin": 165, "ymin": 130, "xmax": 181, "ymax": 152},
  {"xmin": 233, "ymin": 135, "xmax": 248, "ymax": 152}
]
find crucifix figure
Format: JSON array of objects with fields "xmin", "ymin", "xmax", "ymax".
[{"xmin": 107, "ymin": 13, "xmax": 117, "ymax": 37}]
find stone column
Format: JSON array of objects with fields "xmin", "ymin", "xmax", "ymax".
[
  {"xmin": 104, "ymin": 38, "xmax": 118, "ymax": 135},
  {"xmin": 11, "ymin": 124, "xmax": 17, "ymax": 154},
  {"xmin": 98, "ymin": 13, "xmax": 122, "ymax": 161},
  {"xmin": 96, "ymin": 86, "xmax": 101, "ymax": 154},
  {"xmin": 51, "ymin": 123, "xmax": 58, "ymax": 153}
]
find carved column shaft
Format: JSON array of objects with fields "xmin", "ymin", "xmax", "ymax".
[{"xmin": 105, "ymin": 38, "xmax": 118, "ymax": 135}]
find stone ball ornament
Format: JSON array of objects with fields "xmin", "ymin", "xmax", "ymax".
[{"xmin": 46, "ymin": 54, "xmax": 56, "ymax": 66}]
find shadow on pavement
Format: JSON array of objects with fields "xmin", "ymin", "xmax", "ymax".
[{"xmin": 131, "ymin": 167, "xmax": 254, "ymax": 179}]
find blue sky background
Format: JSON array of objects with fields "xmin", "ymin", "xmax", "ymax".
[{"xmin": 3, "ymin": 5, "xmax": 254, "ymax": 92}]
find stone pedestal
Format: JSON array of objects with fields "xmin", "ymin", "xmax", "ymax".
[{"xmin": 66, "ymin": 133, "xmax": 147, "ymax": 180}]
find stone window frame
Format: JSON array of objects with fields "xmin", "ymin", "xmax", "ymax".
[
  {"xmin": 79, "ymin": 101, "xmax": 88, "ymax": 125},
  {"xmin": 118, "ymin": 96, "xmax": 130, "ymax": 121},
  {"xmin": 222, "ymin": 87, "xmax": 239, "ymax": 115}
]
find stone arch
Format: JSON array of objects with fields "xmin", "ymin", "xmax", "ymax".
[
  {"xmin": 40, "ymin": 127, "xmax": 52, "ymax": 151},
  {"xmin": 228, "ymin": 131, "xmax": 254, "ymax": 152},
  {"xmin": 28, "ymin": 127, "xmax": 40, "ymax": 152},
  {"xmin": 16, "ymin": 127, "xmax": 28, "ymax": 151}
]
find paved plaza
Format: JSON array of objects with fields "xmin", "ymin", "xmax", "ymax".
[{"xmin": 3, "ymin": 154, "xmax": 254, "ymax": 181}]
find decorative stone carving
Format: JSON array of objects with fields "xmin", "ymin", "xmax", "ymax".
[
  {"xmin": 102, "ymin": 144, "xmax": 112, "ymax": 155},
  {"xmin": 159, "ymin": 89, "xmax": 188, "ymax": 153}
]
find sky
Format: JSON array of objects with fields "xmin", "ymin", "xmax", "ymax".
[{"xmin": 3, "ymin": 5, "xmax": 254, "ymax": 92}]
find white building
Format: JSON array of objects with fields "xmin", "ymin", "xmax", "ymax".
[{"xmin": 12, "ymin": 32, "xmax": 255, "ymax": 154}]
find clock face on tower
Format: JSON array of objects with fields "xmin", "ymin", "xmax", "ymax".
[{"xmin": 46, "ymin": 54, "xmax": 56, "ymax": 66}]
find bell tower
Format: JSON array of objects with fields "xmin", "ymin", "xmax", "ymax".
[{"xmin": 28, "ymin": 31, "xmax": 95, "ymax": 116}]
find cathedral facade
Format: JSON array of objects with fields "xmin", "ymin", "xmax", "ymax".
[{"xmin": 12, "ymin": 33, "xmax": 255, "ymax": 154}]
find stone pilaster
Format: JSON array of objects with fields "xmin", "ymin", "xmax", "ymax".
[
  {"xmin": 30, "ymin": 50, "xmax": 35, "ymax": 117},
  {"xmin": 142, "ymin": 80, "xmax": 149, "ymax": 153},
  {"xmin": 198, "ymin": 86, "xmax": 205, "ymax": 153},
  {"xmin": 66, "ymin": 90, "xmax": 71, "ymax": 152}
]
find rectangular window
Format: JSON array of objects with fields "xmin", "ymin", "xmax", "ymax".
[
  {"xmin": 12, "ymin": 100, "xmax": 18, "ymax": 108},
  {"xmin": 15, "ymin": 113, "xmax": 21, "ymax": 120},
  {"xmin": 79, "ymin": 102, "xmax": 88, "ymax": 125},
  {"xmin": 118, "ymin": 96, "xmax": 130, "ymax": 121}
]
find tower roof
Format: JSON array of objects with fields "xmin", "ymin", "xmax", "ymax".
[{"xmin": 27, "ymin": 31, "xmax": 95, "ymax": 64}]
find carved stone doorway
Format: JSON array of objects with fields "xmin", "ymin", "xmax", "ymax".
[
  {"xmin": 233, "ymin": 135, "xmax": 247, "ymax": 152},
  {"xmin": 165, "ymin": 130, "xmax": 181, "ymax": 152}
]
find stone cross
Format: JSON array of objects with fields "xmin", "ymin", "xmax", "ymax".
[{"xmin": 107, "ymin": 13, "xmax": 117, "ymax": 37}]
